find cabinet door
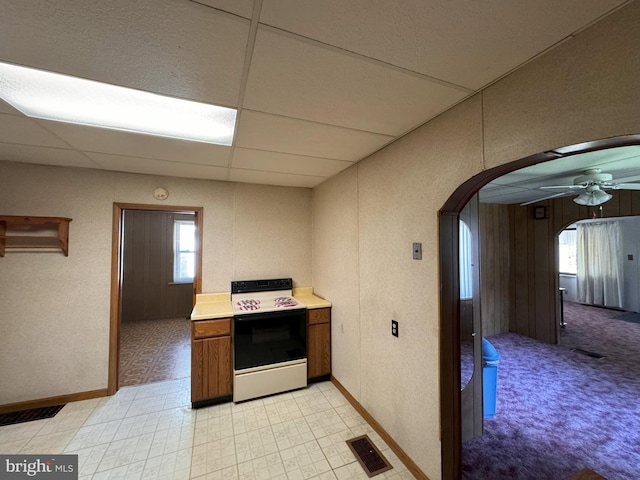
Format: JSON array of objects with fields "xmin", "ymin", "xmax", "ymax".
[
  {"xmin": 308, "ymin": 322, "xmax": 331, "ymax": 378},
  {"xmin": 192, "ymin": 336, "xmax": 232, "ymax": 402},
  {"xmin": 308, "ymin": 308, "xmax": 330, "ymax": 325}
]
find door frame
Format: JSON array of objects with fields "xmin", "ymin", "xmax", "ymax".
[
  {"xmin": 438, "ymin": 134, "xmax": 640, "ymax": 479},
  {"xmin": 108, "ymin": 203, "xmax": 203, "ymax": 395}
]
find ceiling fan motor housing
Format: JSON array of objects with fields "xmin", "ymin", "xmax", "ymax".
[{"xmin": 574, "ymin": 168, "xmax": 613, "ymax": 186}]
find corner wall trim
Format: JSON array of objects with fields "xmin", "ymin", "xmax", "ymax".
[
  {"xmin": 0, "ymin": 388, "xmax": 109, "ymax": 414},
  {"xmin": 330, "ymin": 376, "xmax": 431, "ymax": 480}
]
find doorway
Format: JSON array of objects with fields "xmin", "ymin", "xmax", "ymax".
[
  {"xmin": 558, "ymin": 217, "xmax": 640, "ymax": 314},
  {"xmin": 439, "ymin": 134, "xmax": 640, "ymax": 479},
  {"xmin": 108, "ymin": 203, "xmax": 203, "ymax": 395}
]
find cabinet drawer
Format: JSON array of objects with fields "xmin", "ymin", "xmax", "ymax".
[
  {"xmin": 193, "ymin": 318, "xmax": 231, "ymax": 339},
  {"xmin": 308, "ymin": 308, "xmax": 330, "ymax": 325}
]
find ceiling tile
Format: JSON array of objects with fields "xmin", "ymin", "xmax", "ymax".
[
  {"xmin": 479, "ymin": 185, "xmax": 536, "ymax": 202},
  {"xmin": 243, "ymin": 27, "xmax": 469, "ymax": 136},
  {"xmin": 0, "ymin": 0, "xmax": 249, "ymax": 107},
  {"xmin": 229, "ymin": 168, "xmax": 324, "ymax": 188},
  {"xmin": 85, "ymin": 152, "xmax": 229, "ymax": 181},
  {"xmin": 537, "ymin": 147, "xmax": 640, "ymax": 178},
  {"xmin": 0, "ymin": 0, "xmax": 631, "ymax": 190},
  {"xmin": 259, "ymin": 0, "xmax": 626, "ymax": 90},
  {"xmin": 235, "ymin": 110, "xmax": 394, "ymax": 161},
  {"xmin": 0, "ymin": 143, "xmax": 98, "ymax": 168},
  {"xmin": 36, "ymin": 120, "xmax": 232, "ymax": 166},
  {"xmin": 491, "ymin": 147, "xmax": 640, "ymax": 187},
  {"xmin": 0, "ymin": 114, "xmax": 71, "ymax": 148},
  {"xmin": 232, "ymin": 147, "xmax": 352, "ymax": 177},
  {"xmin": 191, "ymin": 0, "xmax": 254, "ymax": 19}
]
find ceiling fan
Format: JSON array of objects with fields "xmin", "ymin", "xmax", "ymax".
[{"xmin": 521, "ymin": 168, "xmax": 640, "ymax": 206}]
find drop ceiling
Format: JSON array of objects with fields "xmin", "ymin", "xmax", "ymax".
[{"xmin": 0, "ymin": 0, "xmax": 631, "ymax": 188}]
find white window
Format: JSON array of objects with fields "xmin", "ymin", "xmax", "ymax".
[
  {"xmin": 459, "ymin": 221, "xmax": 473, "ymax": 299},
  {"xmin": 173, "ymin": 220, "xmax": 195, "ymax": 283},
  {"xmin": 558, "ymin": 229, "xmax": 577, "ymax": 274}
]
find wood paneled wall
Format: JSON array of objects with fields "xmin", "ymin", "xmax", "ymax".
[
  {"xmin": 550, "ymin": 190, "xmax": 640, "ymax": 233},
  {"xmin": 506, "ymin": 190, "xmax": 640, "ymax": 345},
  {"xmin": 508, "ymin": 203, "xmax": 557, "ymax": 343},
  {"xmin": 122, "ymin": 210, "xmax": 194, "ymax": 322},
  {"xmin": 478, "ymin": 203, "xmax": 511, "ymax": 337}
]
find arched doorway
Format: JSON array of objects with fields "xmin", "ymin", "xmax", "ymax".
[{"xmin": 438, "ymin": 134, "xmax": 640, "ymax": 480}]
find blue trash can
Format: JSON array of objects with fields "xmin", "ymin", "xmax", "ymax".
[{"xmin": 482, "ymin": 338, "xmax": 500, "ymax": 419}]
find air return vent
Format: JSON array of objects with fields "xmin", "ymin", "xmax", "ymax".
[
  {"xmin": 0, "ymin": 404, "xmax": 65, "ymax": 426},
  {"xmin": 346, "ymin": 435, "xmax": 393, "ymax": 477},
  {"xmin": 572, "ymin": 348, "xmax": 605, "ymax": 359}
]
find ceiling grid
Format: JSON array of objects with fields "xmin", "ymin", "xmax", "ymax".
[{"xmin": 0, "ymin": 0, "xmax": 632, "ymax": 189}]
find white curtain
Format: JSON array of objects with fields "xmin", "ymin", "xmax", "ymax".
[{"xmin": 576, "ymin": 221, "xmax": 624, "ymax": 308}]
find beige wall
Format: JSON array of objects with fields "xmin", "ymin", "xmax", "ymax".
[
  {"xmin": 0, "ymin": 162, "xmax": 311, "ymax": 405},
  {"xmin": 311, "ymin": 165, "xmax": 360, "ymax": 396},
  {"xmin": 311, "ymin": 2, "xmax": 640, "ymax": 479}
]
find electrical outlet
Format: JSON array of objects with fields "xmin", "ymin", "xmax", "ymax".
[{"xmin": 391, "ymin": 320, "xmax": 398, "ymax": 337}]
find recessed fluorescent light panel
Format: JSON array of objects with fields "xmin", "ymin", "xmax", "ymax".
[{"xmin": 0, "ymin": 62, "xmax": 236, "ymax": 145}]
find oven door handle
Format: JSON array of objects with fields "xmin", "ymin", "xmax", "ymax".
[
  {"xmin": 234, "ymin": 316, "xmax": 258, "ymax": 323},
  {"xmin": 234, "ymin": 309, "xmax": 305, "ymax": 323}
]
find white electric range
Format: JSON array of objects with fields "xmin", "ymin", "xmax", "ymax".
[{"xmin": 231, "ymin": 278, "xmax": 307, "ymax": 402}]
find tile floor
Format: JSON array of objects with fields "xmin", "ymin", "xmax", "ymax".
[{"xmin": 0, "ymin": 380, "xmax": 416, "ymax": 480}]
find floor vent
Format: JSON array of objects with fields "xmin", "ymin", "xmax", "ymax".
[
  {"xmin": 346, "ymin": 434, "xmax": 393, "ymax": 477},
  {"xmin": 0, "ymin": 404, "xmax": 65, "ymax": 427},
  {"xmin": 572, "ymin": 348, "xmax": 605, "ymax": 359}
]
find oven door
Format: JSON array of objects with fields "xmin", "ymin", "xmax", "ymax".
[{"xmin": 234, "ymin": 308, "xmax": 307, "ymax": 371}]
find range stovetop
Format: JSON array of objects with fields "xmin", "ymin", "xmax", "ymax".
[{"xmin": 231, "ymin": 278, "xmax": 306, "ymax": 314}]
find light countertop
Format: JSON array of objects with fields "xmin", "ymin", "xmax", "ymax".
[
  {"xmin": 190, "ymin": 288, "xmax": 331, "ymax": 321},
  {"xmin": 190, "ymin": 292, "xmax": 233, "ymax": 320},
  {"xmin": 292, "ymin": 287, "xmax": 332, "ymax": 309}
]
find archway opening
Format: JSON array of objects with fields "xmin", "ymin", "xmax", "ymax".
[{"xmin": 439, "ymin": 134, "xmax": 640, "ymax": 480}]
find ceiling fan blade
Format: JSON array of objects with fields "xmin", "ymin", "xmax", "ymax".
[
  {"xmin": 520, "ymin": 191, "xmax": 573, "ymax": 206},
  {"xmin": 539, "ymin": 185, "xmax": 585, "ymax": 190},
  {"xmin": 611, "ymin": 183, "xmax": 640, "ymax": 190}
]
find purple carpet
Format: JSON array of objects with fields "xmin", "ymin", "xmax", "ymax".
[{"xmin": 462, "ymin": 302, "xmax": 640, "ymax": 480}]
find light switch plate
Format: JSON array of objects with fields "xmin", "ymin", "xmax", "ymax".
[{"xmin": 412, "ymin": 242, "xmax": 422, "ymax": 260}]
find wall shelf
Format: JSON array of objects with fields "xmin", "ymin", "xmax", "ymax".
[{"xmin": 0, "ymin": 215, "xmax": 72, "ymax": 257}]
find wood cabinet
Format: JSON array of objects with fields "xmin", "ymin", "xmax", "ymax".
[
  {"xmin": 0, "ymin": 215, "xmax": 72, "ymax": 257},
  {"xmin": 191, "ymin": 318, "xmax": 232, "ymax": 407},
  {"xmin": 307, "ymin": 307, "xmax": 331, "ymax": 380}
]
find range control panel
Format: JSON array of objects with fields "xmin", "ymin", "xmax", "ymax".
[{"xmin": 231, "ymin": 278, "xmax": 293, "ymax": 294}]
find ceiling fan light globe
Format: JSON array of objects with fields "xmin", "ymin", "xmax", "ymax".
[
  {"xmin": 573, "ymin": 193, "xmax": 591, "ymax": 205},
  {"xmin": 592, "ymin": 189, "xmax": 612, "ymax": 203},
  {"xmin": 573, "ymin": 190, "xmax": 612, "ymax": 206}
]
